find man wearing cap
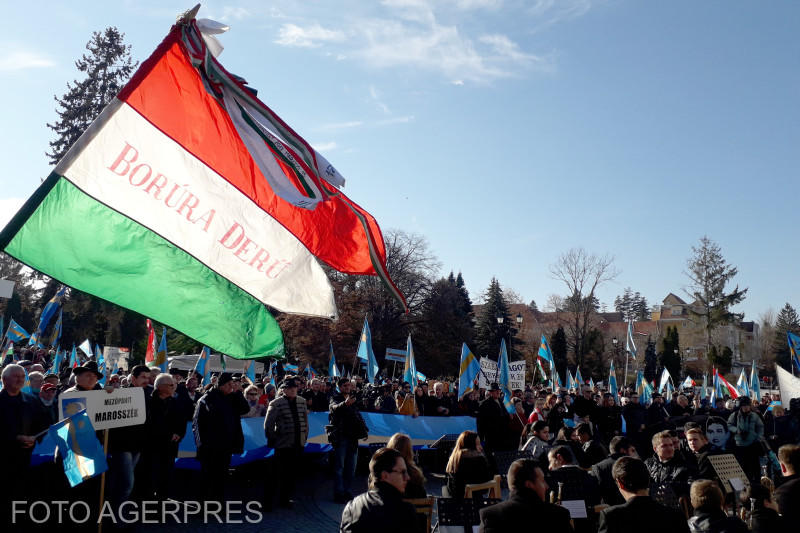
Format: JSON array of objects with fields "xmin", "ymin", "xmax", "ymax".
[
  {"xmin": 38, "ymin": 383, "xmax": 59, "ymax": 424},
  {"xmin": 63, "ymin": 360, "xmax": 105, "ymax": 393},
  {"xmin": 193, "ymin": 372, "xmax": 249, "ymax": 501},
  {"xmin": 263, "ymin": 377, "xmax": 309, "ymax": 509}
]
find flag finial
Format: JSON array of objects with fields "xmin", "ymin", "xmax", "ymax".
[{"xmin": 178, "ymin": 4, "xmax": 201, "ymax": 24}]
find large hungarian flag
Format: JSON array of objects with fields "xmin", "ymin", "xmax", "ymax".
[{"xmin": 0, "ymin": 18, "xmax": 404, "ymax": 359}]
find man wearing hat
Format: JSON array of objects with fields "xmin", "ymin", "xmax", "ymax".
[
  {"xmin": 477, "ymin": 383, "xmax": 511, "ymax": 464},
  {"xmin": 263, "ymin": 377, "xmax": 309, "ymax": 509},
  {"xmin": 63, "ymin": 360, "xmax": 105, "ymax": 393},
  {"xmin": 193, "ymin": 372, "xmax": 249, "ymax": 501}
]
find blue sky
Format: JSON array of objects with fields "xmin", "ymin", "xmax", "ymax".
[{"xmin": 1, "ymin": 1, "xmax": 797, "ymax": 322}]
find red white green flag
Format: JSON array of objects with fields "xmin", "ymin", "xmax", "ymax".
[{"xmin": 0, "ymin": 18, "xmax": 404, "ymax": 359}]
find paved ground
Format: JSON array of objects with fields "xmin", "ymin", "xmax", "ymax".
[{"xmin": 136, "ymin": 450, "xmax": 449, "ymax": 532}]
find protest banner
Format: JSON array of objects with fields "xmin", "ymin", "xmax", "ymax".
[
  {"xmin": 385, "ymin": 348, "xmax": 407, "ymax": 363},
  {"xmin": 102, "ymin": 346, "xmax": 130, "ymax": 371},
  {"xmin": 478, "ymin": 357, "xmax": 526, "ymax": 390},
  {"xmin": 58, "ymin": 387, "xmax": 146, "ymax": 430}
]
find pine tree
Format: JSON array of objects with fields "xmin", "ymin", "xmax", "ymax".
[
  {"xmin": 773, "ymin": 303, "xmax": 800, "ymax": 370},
  {"xmin": 551, "ymin": 327, "xmax": 568, "ymax": 383},
  {"xmin": 474, "ymin": 278, "xmax": 514, "ymax": 360},
  {"xmin": 659, "ymin": 326, "xmax": 682, "ymax": 380},
  {"xmin": 644, "ymin": 336, "xmax": 657, "ymax": 382},
  {"xmin": 685, "ymin": 236, "xmax": 748, "ymax": 356},
  {"xmin": 46, "ymin": 27, "xmax": 137, "ymax": 164}
]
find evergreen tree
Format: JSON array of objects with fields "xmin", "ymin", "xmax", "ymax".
[
  {"xmin": 773, "ymin": 303, "xmax": 800, "ymax": 370},
  {"xmin": 644, "ymin": 336, "xmax": 657, "ymax": 383},
  {"xmin": 614, "ymin": 287, "xmax": 649, "ymax": 321},
  {"xmin": 551, "ymin": 327, "xmax": 568, "ymax": 383},
  {"xmin": 528, "ymin": 299, "xmax": 539, "ymax": 313},
  {"xmin": 659, "ymin": 326, "xmax": 682, "ymax": 381},
  {"xmin": 46, "ymin": 27, "xmax": 137, "ymax": 164},
  {"xmin": 416, "ymin": 273, "xmax": 475, "ymax": 377},
  {"xmin": 474, "ymin": 278, "xmax": 514, "ymax": 360},
  {"xmin": 685, "ymin": 236, "xmax": 748, "ymax": 356}
]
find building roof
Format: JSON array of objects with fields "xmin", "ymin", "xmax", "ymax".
[{"xmin": 662, "ymin": 293, "xmax": 687, "ymax": 305}]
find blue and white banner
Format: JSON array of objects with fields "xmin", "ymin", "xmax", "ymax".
[{"xmin": 33, "ymin": 411, "xmax": 476, "ymax": 470}]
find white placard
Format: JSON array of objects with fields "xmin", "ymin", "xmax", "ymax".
[
  {"xmin": 59, "ymin": 387, "xmax": 146, "ymax": 430},
  {"xmin": 0, "ymin": 279, "xmax": 14, "ymax": 298},
  {"xmin": 478, "ymin": 358, "xmax": 526, "ymax": 390},
  {"xmin": 102, "ymin": 346, "xmax": 130, "ymax": 371},
  {"xmin": 729, "ymin": 477, "xmax": 745, "ymax": 491},
  {"xmin": 561, "ymin": 500, "xmax": 588, "ymax": 519}
]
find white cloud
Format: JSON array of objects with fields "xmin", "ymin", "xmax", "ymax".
[
  {"xmin": 369, "ymin": 85, "xmax": 391, "ymax": 114},
  {"xmin": 528, "ymin": 0, "xmax": 594, "ymax": 30},
  {"xmin": 221, "ymin": 6, "xmax": 250, "ymax": 21},
  {"xmin": 452, "ymin": 79, "xmax": 465, "ymax": 85},
  {"xmin": 377, "ymin": 115, "xmax": 414, "ymax": 125},
  {"xmin": 479, "ymin": 34, "xmax": 543, "ymax": 65},
  {"xmin": 316, "ymin": 120, "xmax": 364, "ymax": 131},
  {"xmin": 451, "ymin": 0, "xmax": 503, "ymax": 9},
  {"xmin": 311, "ymin": 141, "xmax": 337, "ymax": 152},
  {"xmin": 275, "ymin": 23, "xmax": 346, "ymax": 48},
  {"xmin": 0, "ymin": 197, "xmax": 25, "ymax": 229},
  {"xmin": 0, "ymin": 50, "xmax": 55, "ymax": 71}
]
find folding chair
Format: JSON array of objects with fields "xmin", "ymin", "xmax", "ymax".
[
  {"xmin": 404, "ymin": 496, "xmax": 435, "ymax": 533},
  {"xmin": 464, "ymin": 475, "xmax": 502, "ymax": 499}
]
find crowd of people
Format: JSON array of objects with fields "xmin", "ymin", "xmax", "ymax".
[{"xmin": 2, "ymin": 343, "xmax": 800, "ymax": 532}]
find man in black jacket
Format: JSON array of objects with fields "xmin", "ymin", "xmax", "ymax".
[
  {"xmin": 477, "ymin": 383, "xmax": 510, "ymax": 460},
  {"xmin": 0, "ymin": 364, "xmax": 50, "ymax": 524},
  {"xmin": 141, "ymin": 373, "xmax": 186, "ymax": 500},
  {"xmin": 591, "ymin": 436, "xmax": 638, "ymax": 506},
  {"xmin": 329, "ymin": 378, "xmax": 369, "ymax": 503},
  {"xmin": 479, "ymin": 458, "xmax": 573, "ymax": 533},
  {"xmin": 339, "ymin": 448, "xmax": 415, "ymax": 533},
  {"xmin": 622, "ymin": 393, "xmax": 647, "ymax": 454},
  {"xmin": 598, "ymin": 456, "xmax": 689, "ymax": 533},
  {"xmin": 193, "ymin": 372, "xmax": 249, "ymax": 502},
  {"xmin": 645, "ymin": 430, "xmax": 690, "ymax": 498},
  {"xmin": 775, "ymin": 444, "xmax": 800, "ymax": 528}
]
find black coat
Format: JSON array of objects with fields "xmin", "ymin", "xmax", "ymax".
[
  {"xmin": 591, "ymin": 453, "xmax": 626, "ymax": 506},
  {"xmin": 0, "ymin": 390, "xmax": 49, "ymax": 473},
  {"xmin": 145, "ymin": 392, "xmax": 187, "ymax": 456},
  {"xmin": 774, "ymin": 474, "xmax": 800, "ymax": 527},
  {"xmin": 598, "ymin": 496, "xmax": 689, "ymax": 533},
  {"xmin": 548, "ymin": 465, "xmax": 601, "ymax": 506},
  {"xmin": 687, "ymin": 510, "xmax": 748, "ymax": 533},
  {"xmin": 339, "ymin": 482, "xmax": 416, "ymax": 533},
  {"xmin": 446, "ymin": 452, "xmax": 492, "ymax": 499},
  {"xmin": 329, "ymin": 393, "xmax": 368, "ymax": 442},
  {"xmin": 645, "ymin": 455, "xmax": 691, "ymax": 496},
  {"xmin": 479, "ymin": 488, "xmax": 573, "ymax": 533},
  {"xmin": 476, "ymin": 397, "xmax": 509, "ymax": 451},
  {"xmin": 749, "ymin": 507, "xmax": 784, "ymax": 533},
  {"xmin": 622, "ymin": 403, "xmax": 646, "ymax": 434},
  {"xmin": 192, "ymin": 388, "xmax": 248, "ymax": 456}
]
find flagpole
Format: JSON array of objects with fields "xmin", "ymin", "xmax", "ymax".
[{"xmin": 97, "ymin": 429, "xmax": 109, "ymax": 533}]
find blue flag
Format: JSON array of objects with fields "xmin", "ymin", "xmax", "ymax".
[
  {"xmin": 750, "ymin": 360, "xmax": 761, "ymax": 402},
  {"xmin": 96, "ymin": 345, "xmax": 106, "ymax": 387},
  {"xmin": 328, "ymin": 341, "xmax": 341, "ymax": 378},
  {"xmin": 6, "ymin": 319, "xmax": 30, "ymax": 342},
  {"xmin": 49, "ymin": 410, "xmax": 108, "ymax": 487},
  {"xmin": 608, "ymin": 360, "xmax": 618, "ymax": 397},
  {"xmin": 306, "ymin": 364, "xmax": 316, "ymax": 379},
  {"xmin": 78, "ymin": 339, "xmax": 93, "ymax": 360},
  {"xmin": 626, "ymin": 320, "xmax": 638, "ymax": 360},
  {"xmin": 788, "ymin": 332, "xmax": 800, "ymax": 373},
  {"xmin": 621, "ymin": 415, "xmax": 627, "ymax": 435},
  {"xmin": 68, "ymin": 344, "xmax": 78, "ymax": 368},
  {"xmin": 50, "ymin": 348, "xmax": 63, "ymax": 375},
  {"xmin": 31, "ymin": 286, "xmax": 66, "ymax": 345},
  {"xmin": 243, "ymin": 359, "xmax": 256, "ymax": 383},
  {"xmin": 457, "ymin": 343, "xmax": 481, "ymax": 400},
  {"xmin": 156, "ymin": 328, "xmax": 168, "ymax": 372},
  {"xmin": 538, "ymin": 335, "xmax": 554, "ymax": 363},
  {"xmin": 356, "ymin": 317, "xmax": 375, "ymax": 361},
  {"xmin": 498, "ymin": 339, "xmax": 515, "ymax": 414},
  {"xmin": 48, "ymin": 310, "xmax": 63, "ymax": 347},
  {"xmin": 403, "ymin": 335, "xmax": 418, "ymax": 389},
  {"xmin": 193, "ymin": 346, "xmax": 211, "ymax": 386},
  {"xmin": 356, "ymin": 318, "xmax": 378, "ymax": 384},
  {"xmin": 284, "ymin": 363, "xmax": 299, "ymax": 373},
  {"xmin": 701, "ymin": 373, "xmax": 708, "ymax": 400},
  {"xmin": 575, "ymin": 367, "xmax": 584, "ymax": 386},
  {"xmin": 736, "ymin": 368, "xmax": 750, "ymax": 398}
]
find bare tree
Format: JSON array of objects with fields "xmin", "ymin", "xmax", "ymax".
[{"xmin": 549, "ymin": 248, "xmax": 619, "ymax": 365}]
